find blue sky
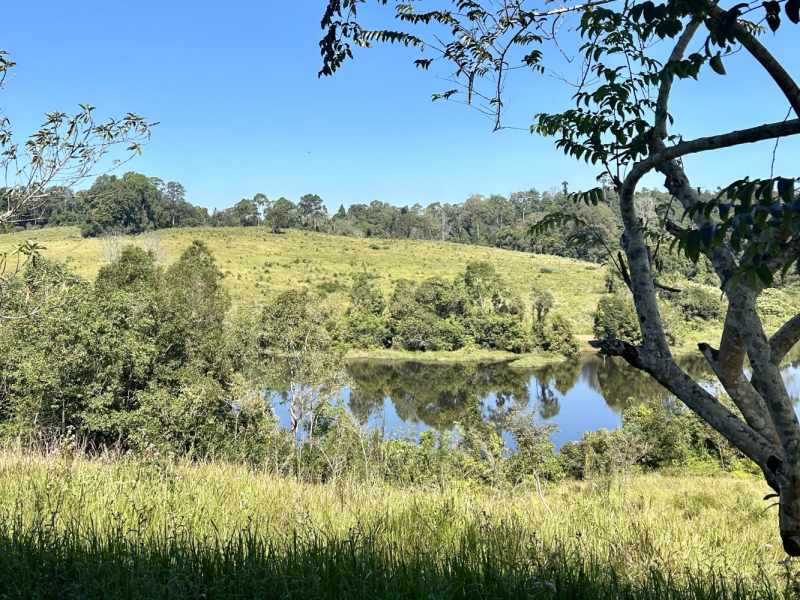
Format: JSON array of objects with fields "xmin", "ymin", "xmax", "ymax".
[{"xmin": 2, "ymin": 1, "xmax": 797, "ymax": 213}]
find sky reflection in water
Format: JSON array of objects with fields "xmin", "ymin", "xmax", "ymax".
[{"xmin": 272, "ymin": 348, "xmax": 800, "ymax": 448}]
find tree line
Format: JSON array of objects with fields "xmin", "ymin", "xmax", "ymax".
[{"xmin": 4, "ymin": 171, "xmax": 688, "ymax": 264}]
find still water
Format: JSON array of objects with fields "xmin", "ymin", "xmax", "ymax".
[{"xmin": 274, "ymin": 350, "xmax": 800, "ymax": 448}]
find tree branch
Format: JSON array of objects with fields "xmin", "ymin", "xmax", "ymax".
[
  {"xmin": 640, "ymin": 119, "xmax": 800, "ymax": 177},
  {"xmin": 726, "ymin": 284, "xmax": 800, "ymax": 450},
  {"xmin": 655, "ymin": 20, "xmax": 702, "ymax": 134},
  {"xmin": 590, "ymin": 337, "xmax": 783, "ymax": 475},
  {"xmin": 698, "ymin": 340, "xmax": 781, "ymax": 446},
  {"xmin": 770, "ymin": 314, "xmax": 800, "ymax": 366},
  {"xmin": 709, "ymin": 4, "xmax": 800, "ymax": 116}
]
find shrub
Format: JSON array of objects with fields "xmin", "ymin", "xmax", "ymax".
[
  {"xmin": 342, "ymin": 310, "xmax": 391, "ymax": 349},
  {"xmin": 539, "ymin": 314, "xmax": 580, "ymax": 358},
  {"xmin": 673, "ymin": 285, "xmax": 725, "ymax": 322},
  {"xmin": 463, "ymin": 311, "xmax": 523, "ymax": 351},
  {"xmin": 392, "ymin": 311, "xmax": 466, "ymax": 351},
  {"xmin": 317, "ymin": 281, "xmax": 346, "ymax": 294},
  {"xmin": 757, "ymin": 288, "xmax": 800, "ymax": 324},
  {"xmin": 593, "ymin": 293, "xmax": 641, "ymax": 344},
  {"xmin": 350, "ymin": 272, "xmax": 386, "ymax": 316}
]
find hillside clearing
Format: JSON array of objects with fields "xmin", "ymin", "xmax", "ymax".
[{"xmin": 3, "ymin": 227, "xmax": 606, "ymax": 334}]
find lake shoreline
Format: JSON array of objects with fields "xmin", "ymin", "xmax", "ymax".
[{"xmin": 344, "ymin": 348, "xmax": 569, "ymax": 368}]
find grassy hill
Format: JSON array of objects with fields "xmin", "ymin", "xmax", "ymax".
[{"xmin": 2, "ymin": 226, "xmax": 606, "ymax": 334}]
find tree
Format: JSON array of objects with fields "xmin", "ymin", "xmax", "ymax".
[
  {"xmin": 0, "ymin": 51, "xmax": 153, "ymax": 227},
  {"xmin": 267, "ymin": 197, "xmax": 297, "ymax": 233},
  {"xmin": 464, "ymin": 261, "xmax": 500, "ymax": 311},
  {"xmin": 261, "ymin": 290, "xmax": 347, "ymax": 443},
  {"xmin": 253, "ymin": 193, "xmax": 269, "ymax": 225},
  {"xmin": 232, "ymin": 198, "xmax": 260, "ymax": 227},
  {"xmin": 80, "ymin": 172, "xmax": 167, "ymax": 236},
  {"xmin": 164, "ymin": 181, "xmax": 187, "ymax": 227},
  {"xmin": 298, "ymin": 193, "xmax": 325, "ymax": 229},
  {"xmin": 511, "ymin": 190, "xmax": 537, "ymax": 223},
  {"xmin": 319, "ymin": 0, "xmax": 800, "ymax": 554},
  {"xmin": 530, "ymin": 287, "xmax": 553, "ymax": 326}
]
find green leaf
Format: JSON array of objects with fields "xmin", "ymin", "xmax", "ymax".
[
  {"xmin": 685, "ymin": 230, "xmax": 701, "ymax": 263},
  {"xmin": 700, "ymin": 224, "xmax": 715, "ymax": 249},
  {"xmin": 709, "ymin": 55, "xmax": 726, "ymax": 75},
  {"xmin": 764, "ymin": 1, "xmax": 782, "ymax": 31},
  {"xmin": 786, "ymin": 0, "xmax": 800, "ymax": 23},
  {"xmin": 756, "ymin": 264, "xmax": 773, "ymax": 286},
  {"xmin": 778, "ymin": 178, "xmax": 795, "ymax": 204}
]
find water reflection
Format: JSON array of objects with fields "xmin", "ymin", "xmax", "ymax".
[
  {"xmin": 347, "ymin": 361, "xmax": 533, "ymax": 430},
  {"xmin": 348, "ymin": 354, "xmax": 715, "ymax": 427},
  {"xmin": 269, "ymin": 347, "xmax": 800, "ymax": 447},
  {"xmin": 343, "ymin": 349, "xmax": 800, "ymax": 448}
]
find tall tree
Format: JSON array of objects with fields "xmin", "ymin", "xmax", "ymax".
[
  {"xmin": 267, "ymin": 197, "xmax": 297, "ymax": 233},
  {"xmin": 261, "ymin": 290, "xmax": 346, "ymax": 443},
  {"xmin": 253, "ymin": 193, "xmax": 269, "ymax": 225},
  {"xmin": 319, "ymin": 0, "xmax": 800, "ymax": 554},
  {"xmin": 164, "ymin": 181, "xmax": 187, "ymax": 227},
  {"xmin": 232, "ymin": 198, "xmax": 260, "ymax": 227},
  {"xmin": 81, "ymin": 172, "xmax": 166, "ymax": 236},
  {"xmin": 298, "ymin": 193, "xmax": 325, "ymax": 229}
]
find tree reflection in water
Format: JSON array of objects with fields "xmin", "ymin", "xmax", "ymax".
[
  {"xmin": 318, "ymin": 347, "xmax": 800, "ymax": 443},
  {"xmin": 345, "ymin": 350, "xmax": 800, "ymax": 434},
  {"xmin": 346, "ymin": 360, "xmax": 532, "ymax": 430}
]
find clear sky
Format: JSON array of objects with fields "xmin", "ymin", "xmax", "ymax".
[{"xmin": 2, "ymin": 1, "xmax": 797, "ymax": 213}]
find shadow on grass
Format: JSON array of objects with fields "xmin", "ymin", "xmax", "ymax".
[{"xmin": 0, "ymin": 525, "xmax": 792, "ymax": 600}]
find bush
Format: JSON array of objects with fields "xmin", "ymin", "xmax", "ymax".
[
  {"xmin": 537, "ymin": 314, "xmax": 580, "ymax": 358},
  {"xmin": 80, "ymin": 221, "xmax": 103, "ymax": 238},
  {"xmin": 463, "ymin": 311, "xmax": 525, "ymax": 351},
  {"xmin": 673, "ymin": 285, "xmax": 725, "ymax": 322},
  {"xmin": 392, "ymin": 311, "xmax": 466, "ymax": 351},
  {"xmin": 593, "ymin": 293, "xmax": 641, "ymax": 344},
  {"xmin": 342, "ymin": 310, "xmax": 391, "ymax": 349},
  {"xmin": 317, "ymin": 281, "xmax": 346, "ymax": 294},
  {"xmin": 757, "ymin": 288, "xmax": 800, "ymax": 324}
]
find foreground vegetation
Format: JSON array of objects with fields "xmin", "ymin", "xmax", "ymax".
[{"xmin": 0, "ymin": 449, "xmax": 793, "ymax": 600}]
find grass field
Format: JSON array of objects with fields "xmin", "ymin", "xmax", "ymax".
[
  {"xmin": 1, "ymin": 226, "xmax": 606, "ymax": 334},
  {"xmin": 0, "ymin": 449, "xmax": 793, "ymax": 599}
]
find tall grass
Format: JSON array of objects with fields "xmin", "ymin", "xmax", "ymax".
[{"xmin": 0, "ymin": 449, "xmax": 795, "ymax": 599}]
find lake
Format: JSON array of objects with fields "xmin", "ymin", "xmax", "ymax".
[{"xmin": 273, "ymin": 349, "xmax": 800, "ymax": 448}]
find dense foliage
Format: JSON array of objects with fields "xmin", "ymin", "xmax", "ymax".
[{"xmin": 336, "ymin": 262, "xmax": 578, "ymax": 355}]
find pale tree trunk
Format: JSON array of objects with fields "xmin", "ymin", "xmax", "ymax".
[{"xmin": 591, "ymin": 20, "xmax": 800, "ymax": 555}]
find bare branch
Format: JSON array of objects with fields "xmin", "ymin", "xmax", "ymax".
[{"xmin": 655, "ymin": 20, "xmax": 702, "ymax": 135}]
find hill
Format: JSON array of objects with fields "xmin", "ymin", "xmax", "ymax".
[{"xmin": 2, "ymin": 226, "xmax": 606, "ymax": 334}]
